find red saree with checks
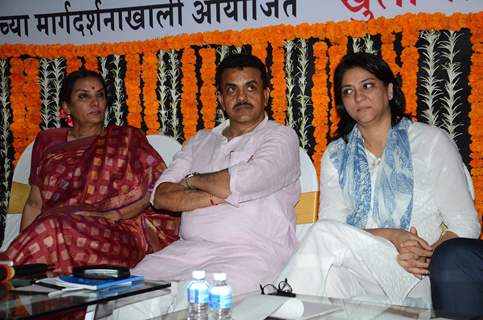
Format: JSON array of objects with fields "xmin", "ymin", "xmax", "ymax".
[{"xmin": 6, "ymin": 125, "xmax": 179, "ymax": 273}]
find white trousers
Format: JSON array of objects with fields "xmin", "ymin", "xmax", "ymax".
[{"xmin": 277, "ymin": 220, "xmax": 431, "ymax": 307}]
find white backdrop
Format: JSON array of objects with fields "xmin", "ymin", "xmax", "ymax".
[{"xmin": 0, "ymin": 0, "xmax": 482, "ymax": 45}]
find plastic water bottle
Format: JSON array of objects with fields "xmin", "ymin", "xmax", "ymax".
[
  {"xmin": 209, "ymin": 272, "xmax": 232, "ymax": 320},
  {"xmin": 187, "ymin": 270, "xmax": 210, "ymax": 320}
]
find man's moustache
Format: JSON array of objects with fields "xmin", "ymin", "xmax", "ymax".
[{"xmin": 233, "ymin": 102, "xmax": 253, "ymax": 109}]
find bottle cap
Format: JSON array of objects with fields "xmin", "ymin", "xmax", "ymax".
[
  {"xmin": 192, "ymin": 270, "xmax": 206, "ymax": 279},
  {"xmin": 213, "ymin": 272, "xmax": 227, "ymax": 281}
]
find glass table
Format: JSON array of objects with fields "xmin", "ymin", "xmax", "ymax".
[
  {"xmin": 0, "ymin": 280, "xmax": 171, "ymax": 319},
  {"xmin": 154, "ymin": 293, "xmax": 450, "ymax": 320}
]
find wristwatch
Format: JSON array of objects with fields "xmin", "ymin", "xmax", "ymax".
[{"xmin": 184, "ymin": 172, "xmax": 199, "ymax": 189}]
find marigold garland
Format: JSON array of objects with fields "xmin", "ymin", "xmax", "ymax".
[
  {"xmin": 380, "ymin": 31, "xmax": 400, "ymax": 77},
  {"xmin": 84, "ymin": 55, "xmax": 99, "ymax": 72},
  {"xmin": 199, "ymin": 48, "xmax": 217, "ymax": 129},
  {"xmin": 400, "ymin": 27, "xmax": 419, "ymax": 118},
  {"xmin": 141, "ymin": 51, "xmax": 159, "ymax": 134},
  {"xmin": 251, "ymin": 42, "xmax": 267, "ymax": 64},
  {"xmin": 311, "ymin": 42, "xmax": 330, "ymax": 177},
  {"xmin": 66, "ymin": 55, "xmax": 81, "ymax": 74},
  {"xmin": 180, "ymin": 48, "xmax": 198, "ymax": 139},
  {"xmin": 9, "ymin": 58, "xmax": 27, "ymax": 164},
  {"xmin": 125, "ymin": 53, "xmax": 142, "ymax": 128},
  {"xmin": 468, "ymin": 31, "xmax": 483, "ymax": 228},
  {"xmin": 270, "ymin": 43, "xmax": 287, "ymax": 124}
]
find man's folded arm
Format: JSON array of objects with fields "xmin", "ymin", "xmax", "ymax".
[
  {"xmin": 185, "ymin": 169, "xmax": 231, "ymax": 199},
  {"xmin": 152, "ymin": 182, "xmax": 221, "ymax": 212}
]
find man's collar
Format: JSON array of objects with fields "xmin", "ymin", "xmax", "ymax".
[{"xmin": 212, "ymin": 114, "xmax": 268, "ymax": 137}]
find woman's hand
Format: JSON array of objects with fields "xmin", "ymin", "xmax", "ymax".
[
  {"xmin": 396, "ymin": 227, "xmax": 433, "ymax": 278},
  {"xmin": 367, "ymin": 227, "xmax": 432, "ymax": 278},
  {"xmin": 389, "ymin": 227, "xmax": 432, "ymax": 253}
]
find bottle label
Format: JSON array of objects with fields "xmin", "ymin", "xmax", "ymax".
[
  {"xmin": 209, "ymin": 293, "xmax": 232, "ymax": 309},
  {"xmin": 188, "ymin": 284, "xmax": 209, "ymax": 304}
]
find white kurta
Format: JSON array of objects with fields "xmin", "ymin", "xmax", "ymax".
[
  {"xmin": 278, "ymin": 122, "xmax": 480, "ymax": 306},
  {"xmin": 133, "ymin": 116, "xmax": 301, "ymax": 296}
]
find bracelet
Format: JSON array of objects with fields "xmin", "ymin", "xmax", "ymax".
[{"xmin": 184, "ymin": 172, "xmax": 199, "ymax": 189}]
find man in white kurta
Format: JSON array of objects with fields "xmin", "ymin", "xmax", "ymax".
[{"xmin": 132, "ymin": 54, "xmax": 300, "ymax": 295}]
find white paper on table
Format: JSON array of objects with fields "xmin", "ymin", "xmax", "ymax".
[{"xmin": 232, "ymin": 294, "xmax": 341, "ymax": 320}]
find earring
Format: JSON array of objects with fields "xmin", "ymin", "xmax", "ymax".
[
  {"xmin": 60, "ymin": 108, "xmax": 74, "ymax": 127},
  {"xmin": 66, "ymin": 113, "xmax": 74, "ymax": 127}
]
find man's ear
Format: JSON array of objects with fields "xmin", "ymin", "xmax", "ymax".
[
  {"xmin": 263, "ymin": 88, "xmax": 270, "ymax": 106},
  {"xmin": 216, "ymin": 91, "xmax": 225, "ymax": 110}
]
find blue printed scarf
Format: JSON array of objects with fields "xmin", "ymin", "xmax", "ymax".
[{"xmin": 329, "ymin": 118, "xmax": 413, "ymax": 229}]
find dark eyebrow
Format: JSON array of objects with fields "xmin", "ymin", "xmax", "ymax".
[
  {"xmin": 73, "ymin": 88, "xmax": 89, "ymax": 94},
  {"xmin": 245, "ymin": 80, "xmax": 258, "ymax": 86},
  {"xmin": 73, "ymin": 87, "xmax": 105, "ymax": 94},
  {"xmin": 341, "ymin": 77, "xmax": 377, "ymax": 88},
  {"xmin": 360, "ymin": 77, "xmax": 377, "ymax": 83}
]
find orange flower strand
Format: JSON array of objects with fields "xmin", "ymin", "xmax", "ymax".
[
  {"xmin": 199, "ymin": 48, "xmax": 217, "ymax": 129},
  {"xmin": 180, "ymin": 48, "xmax": 198, "ymax": 140},
  {"xmin": 9, "ymin": 58, "xmax": 29, "ymax": 164},
  {"xmin": 84, "ymin": 55, "xmax": 99, "ymax": 72},
  {"xmin": 400, "ymin": 45, "xmax": 419, "ymax": 118},
  {"xmin": 66, "ymin": 56, "xmax": 82, "ymax": 74},
  {"xmin": 270, "ymin": 43, "xmax": 287, "ymax": 125},
  {"xmin": 125, "ymin": 54, "xmax": 142, "ymax": 128},
  {"xmin": 142, "ymin": 52, "xmax": 159, "ymax": 134},
  {"xmin": 251, "ymin": 43, "xmax": 267, "ymax": 65},
  {"xmin": 468, "ymin": 39, "xmax": 483, "ymax": 227},
  {"xmin": 381, "ymin": 31, "xmax": 400, "ymax": 77},
  {"xmin": 327, "ymin": 41, "xmax": 348, "ymax": 138},
  {"xmin": 311, "ymin": 41, "xmax": 330, "ymax": 178}
]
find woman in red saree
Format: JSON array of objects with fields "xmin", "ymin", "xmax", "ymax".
[{"xmin": 5, "ymin": 69, "xmax": 179, "ymax": 273}]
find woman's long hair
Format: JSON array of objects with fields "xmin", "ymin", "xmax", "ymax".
[{"xmin": 333, "ymin": 52, "xmax": 406, "ymax": 142}]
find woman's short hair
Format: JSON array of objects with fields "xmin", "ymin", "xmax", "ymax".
[
  {"xmin": 333, "ymin": 52, "xmax": 406, "ymax": 141},
  {"xmin": 59, "ymin": 69, "xmax": 107, "ymax": 104},
  {"xmin": 215, "ymin": 53, "xmax": 268, "ymax": 91}
]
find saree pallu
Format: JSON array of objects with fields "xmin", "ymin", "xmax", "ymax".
[{"xmin": 6, "ymin": 125, "xmax": 179, "ymax": 273}]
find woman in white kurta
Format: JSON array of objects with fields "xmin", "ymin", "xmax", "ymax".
[{"xmin": 278, "ymin": 52, "xmax": 480, "ymax": 308}]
